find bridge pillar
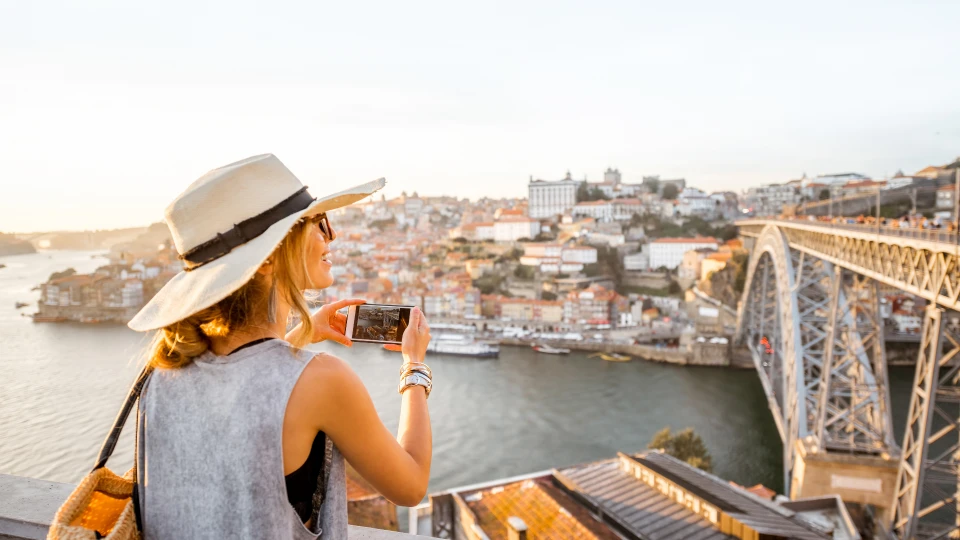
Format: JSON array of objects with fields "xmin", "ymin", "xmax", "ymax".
[
  {"xmin": 891, "ymin": 306, "xmax": 960, "ymax": 539},
  {"xmin": 791, "ymin": 437, "xmax": 899, "ymax": 526}
]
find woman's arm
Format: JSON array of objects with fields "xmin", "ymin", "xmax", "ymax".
[{"xmin": 287, "ymin": 307, "xmax": 432, "ymax": 506}]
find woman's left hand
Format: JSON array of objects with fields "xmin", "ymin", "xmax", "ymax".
[{"xmin": 311, "ymin": 298, "xmax": 366, "ymax": 346}]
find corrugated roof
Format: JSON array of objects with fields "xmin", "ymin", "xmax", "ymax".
[
  {"xmin": 555, "ymin": 458, "xmax": 733, "ymax": 540},
  {"xmin": 556, "ymin": 452, "xmax": 831, "ymax": 540},
  {"xmin": 636, "ymin": 453, "xmax": 829, "ymax": 539}
]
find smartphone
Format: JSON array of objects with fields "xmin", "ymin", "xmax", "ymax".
[{"xmin": 345, "ymin": 304, "xmax": 414, "ymax": 345}]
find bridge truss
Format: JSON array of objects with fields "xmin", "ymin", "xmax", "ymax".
[{"xmin": 738, "ymin": 222, "xmax": 960, "ymax": 538}]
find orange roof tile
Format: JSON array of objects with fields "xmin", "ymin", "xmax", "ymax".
[{"xmin": 462, "ymin": 478, "xmax": 619, "ymax": 540}]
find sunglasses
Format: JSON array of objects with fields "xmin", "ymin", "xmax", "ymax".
[{"xmin": 313, "ymin": 212, "xmax": 334, "ymax": 240}]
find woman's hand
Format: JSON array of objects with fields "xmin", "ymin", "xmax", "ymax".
[
  {"xmin": 307, "ymin": 298, "xmax": 366, "ymax": 346},
  {"xmin": 384, "ymin": 307, "xmax": 430, "ymax": 361}
]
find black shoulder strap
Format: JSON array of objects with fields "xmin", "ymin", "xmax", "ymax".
[{"xmin": 92, "ymin": 365, "xmax": 154, "ymax": 472}]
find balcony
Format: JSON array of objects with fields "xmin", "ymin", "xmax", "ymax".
[{"xmin": 0, "ymin": 474, "xmax": 420, "ymax": 539}]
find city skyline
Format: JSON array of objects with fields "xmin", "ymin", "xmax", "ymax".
[{"xmin": 2, "ymin": 0, "xmax": 959, "ymax": 232}]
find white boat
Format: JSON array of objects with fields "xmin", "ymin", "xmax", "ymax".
[
  {"xmin": 531, "ymin": 343, "xmax": 571, "ymax": 355},
  {"xmin": 428, "ymin": 334, "xmax": 499, "ymax": 358}
]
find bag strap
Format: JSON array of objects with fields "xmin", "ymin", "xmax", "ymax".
[{"xmin": 92, "ymin": 365, "xmax": 154, "ymax": 472}]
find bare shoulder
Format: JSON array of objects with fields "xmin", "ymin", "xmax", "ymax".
[
  {"xmin": 296, "ymin": 352, "xmax": 360, "ymax": 392},
  {"xmin": 290, "ymin": 352, "xmax": 368, "ymax": 428}
]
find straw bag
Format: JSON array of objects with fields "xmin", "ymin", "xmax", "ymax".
[{"xmin": 48, "ymin": 366, "xmax": 153, "ymax": 540}]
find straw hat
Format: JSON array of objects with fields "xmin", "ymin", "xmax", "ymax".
[{"xmin": 127, "ymin": 154, "xmax": 384, "ymax": 332}]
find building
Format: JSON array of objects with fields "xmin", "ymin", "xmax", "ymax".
[
  {"xmin": 572, "ymin": 200, "xmax": 612, "ymax": 221},
  {"xmin": 743, "ymin": 183, "xmax": 801, "ymax": 216},
  {"xmin": 561, "ymin": 246, "xmax": 598, "ymax": 264},
  {"xmin": 493, "ymin": 216, "xmax": 539, "ymax": 242},
  {"xmin": 937, "ymin": 184, "xmax": 955, "ymax": 211},
  {"xmin": 701, "ymin": 251, "xmax": 732, "ymax": 281},
  {"xmin": 521, "ymin": 243, "xmax": 596, "ymax": 273},
  {"xmin": 499, "ymin": 297, "xmax": 565, "ymax": 322},
  {"xmin": 422, "ymin": 450, "xmax": 849, "ymax": 539},
  {"xmin": 574, "ymin": 199, "xmax": 644, "ymax": 222},
  {"xmin": 806, "ymin": 172, "xmax": 871, "ymax": 188},
  {"xmin": 648, "ymin": 237, "xmax": 720, "ymax": 270},
  {"xmin": 528, "ymin": 172, "xmax": 581, "ymax": 218},
  {"xmin": 840, "ymin": 179, "xmax": 886, "ymax": 197},
  {"xmin": 677, "ymin": 187, "xmax": 717, "ymax": 219},
  {"xmin": 710, "ymin": 191, "xmax": 740, "ymax": 220},
  {"xmin": 563, "ymin": 284, "xmax": 626, "ymax": 325},
  {"xmin": 679, "ymin": 248, "xmax": 714, "ymax": 284},
  {"xmin": 623, "ymin": 251, "xmax": 648, "ymax": 271}
]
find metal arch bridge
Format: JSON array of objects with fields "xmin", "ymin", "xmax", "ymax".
[{"xmin": 737, "ymin": 219, "xmax": 960, "ymax": 540}]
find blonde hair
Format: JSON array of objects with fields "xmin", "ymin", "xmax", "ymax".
[{"xmin": 149, "ymin": 219, "xmax": 317, "ymax": 369}]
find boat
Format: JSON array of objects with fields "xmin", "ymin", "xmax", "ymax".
[
  {"xmin": 29, "ymin": 314, "xmax": 68, "ymax": 322},
  {"xmin": 589, "ymin": 352, "xmax": 632, "ymax": 362},
  {"xmin": 14, "ymin": 302, "xmax": 29, "ymax": 309},
  {"xmin": 427, "ymin": 334, "xmax": 499, "ymax": 358},
  {"xmin": 531, "ymin": 343, "xmax": 571, "ymax": 355}
]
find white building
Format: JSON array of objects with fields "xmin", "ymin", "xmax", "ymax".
[
  {"xmin": 521, "ymin": 244, "xmax": 597, "ymax": 272},
  {"xmin": 743, "ymin": 183, "xmax": 801, "ymax": 216},
  {"xmin": 561, "ymin": 246, "xmax": 598, "ymax": 264},
  {"xmin": 648, "ymin": 237, "xmax": 720, "ymax": 270},
  {"xmin": 528, "ymin": 172, "xmax": 581, "ymax": 218},
  {"xmin": 572, "ymin": 200, "xmax": 612, "ymax": 221},
  {"xmin": 677, "ymin": 188, "xmax": 717, "ymax": 219},
  {"xmin": 583, "ymin": 231, "xmax": 625, "ymax": 247},
  {"xmin": 612, "ymin": 199, "xmax": 643, "ymax": 221},
  {"xmin": 573, "ymin": 198, "xmax": 644, "ymax": 222},
  {"xmin": 623, "ymin": 251, "xmax": 649, "ymax": 271},
  {"xmin": 494, "ymin": 217, "xmax": 540, "ymax": 242},
  {"xmin": 805, "ymin": 172, "xmax": 870, "ymax": 188}
]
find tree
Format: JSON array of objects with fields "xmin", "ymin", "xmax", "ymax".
[
  {"xmin": 646, "ymin": 178, "xmax": 660, "ymax": 194},
  {"xmin": 668, "ymin": 281, "xmax": 681, "ymax": 295},
  {"xmin": 662, "ymin": 184, "xmax": 679, "ymax": 200},
  {"xmin": 576, "ymin": 182, "xmax": 590, "ymax": 202},
  {"xmin": 648, "ymin": 427, "xmax": 713, "ymax": 472},
  {"xmin": 541, "ymin": 291, "xmax": 558, "ymax": 301},
  {"xmin": 514, "ymin": 265, "xmax": 536, "ymax": 280},
  {"xmin": 818, "ymin": 189, "xmax": 830, "ymax": 201}
]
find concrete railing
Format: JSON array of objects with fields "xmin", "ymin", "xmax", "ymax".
[{"xmin": 0, "ymin": 474, "xmax": 421, "ymax": 539}]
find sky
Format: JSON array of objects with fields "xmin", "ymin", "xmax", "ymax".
[{"xmin": 1, "ymin": 0, "xmax": 959, "ymax": 232}]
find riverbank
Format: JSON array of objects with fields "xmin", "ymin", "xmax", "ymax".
[{"xmin": 501, "ymin": 337, "xmax": 755, "ymax": 368}]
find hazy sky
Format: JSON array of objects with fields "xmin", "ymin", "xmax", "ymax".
[{"xmin": 2, "ymin": 0, "xmax": 958, "ymax": 232}]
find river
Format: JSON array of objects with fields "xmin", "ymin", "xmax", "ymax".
[{"xmin": 0, "ymin": 250, "xmax": 915, "ymax": 495}]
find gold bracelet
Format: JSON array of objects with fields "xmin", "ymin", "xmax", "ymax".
[{"xmin": 399, "ymin": 362, "xmax": 432, "ymax": 378}]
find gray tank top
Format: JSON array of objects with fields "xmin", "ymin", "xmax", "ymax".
[{"xmin": 137, "ymin": 339, "xmax": 347, "ymax": 539}]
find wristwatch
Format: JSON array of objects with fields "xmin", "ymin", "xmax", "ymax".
[{"xmin": 398, "ymin": 371, "xmax": 432, "ymax": 398}]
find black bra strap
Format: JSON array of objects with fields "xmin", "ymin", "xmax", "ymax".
[{"xmin": 92, "ymin": 365, "xmax": 154, "ymax": 472}]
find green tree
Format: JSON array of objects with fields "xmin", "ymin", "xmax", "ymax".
[
  {"xmin": 648, "ymin": 427, "xmax": 713, "ymax": 472},
  {"xmin": 662, "ymin": 184, "xmax": 679, "ymax": 200},
  {"xmin": 514, "ymin": 265, "xmax": 536, "ymax": 280},
  {"xmin": 646, "ymin": 178, "xmax": 660, "ymax": 194},
  {"xmin": 541, "ymin": 291, "xmax": 558, "ymax": 301},
  {"xmin": 818, "ymin": 189, "xmax": 830, "ymax": 201},
  {"xmin": 576, "ymin": 182, "xmax": 590, "ymax": 202},
  {"xmin": 668, "ymin": 281, "xmax": 681, "ymax": 295}
]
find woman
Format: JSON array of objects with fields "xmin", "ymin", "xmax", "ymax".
[{"xmin": 128, "ymin": 154, "xmax": 432, "ymax": 539}]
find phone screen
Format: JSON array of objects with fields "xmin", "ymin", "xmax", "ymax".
[{"xmin": 352, "ymin": 304, "xmax": 412, "ymax": 343}]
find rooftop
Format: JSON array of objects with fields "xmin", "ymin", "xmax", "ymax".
[
  {"xmin": 460, "ymin": 476, "xmax": 619, "ymax": 540},
  {"xmin": 651, "ymin": 237, "xmax": 719, "ymax": 244}
]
